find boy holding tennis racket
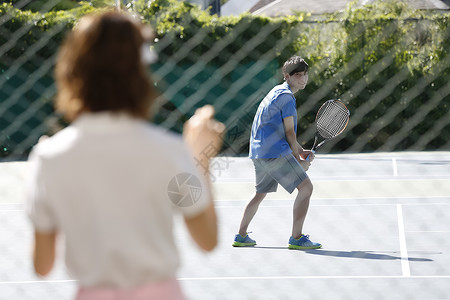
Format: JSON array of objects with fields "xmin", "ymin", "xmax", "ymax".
[{"xmin": 233, "ymin": 56, "xmax": 322, "ymax": 249}]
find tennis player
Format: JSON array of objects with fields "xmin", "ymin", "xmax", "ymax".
[
  {"xmin": 26, "ymin": 11, "xmax": 224, "ymax": 300},
  {"xmin": 232, "ymin": 56, "xmax": 322, "ymax": 249}
]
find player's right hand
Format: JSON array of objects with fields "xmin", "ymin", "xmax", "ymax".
[{"xmin": 299, "ymin": 159, "xmax": 311, "ymax": 171}]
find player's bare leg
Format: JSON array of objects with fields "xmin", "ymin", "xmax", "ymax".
[
  {"xmin": 292, "ymin": 179, "xmax": 313, "ymax": 239},
  {"xmin": 238, "ymin": 193, "xmax": 266, "ymax": 236}
]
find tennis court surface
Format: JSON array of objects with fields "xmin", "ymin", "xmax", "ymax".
[{"xmin": 1, "ymin": 152, "xmax": 449, "ymax": 299}]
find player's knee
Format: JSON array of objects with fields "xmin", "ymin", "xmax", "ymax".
[
  {"xmin": 305, "ymin": 182, "xmax": 313, "ymax": 196},
  {"xmin": 297, "ymin": 179, "xmax": 313, "ymax": 195},
  {"xmin": 248, "ymin": 193, "xmax": 264, "ymax": 207},
  {"xmin": 253, "ymin": 193, "xmax": 266, "ymax": 203}
]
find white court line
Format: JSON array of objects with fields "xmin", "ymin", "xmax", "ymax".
[
  {"xmin": 214, "ymin": 195, "xmax": 450, "ymax": 202},
  {"xmin": 215, "ymin": 201, "xmax": 450, "ymax": 209},
  {"xmin": 4, "ymin": 202, "xmax": 449, "ymax": 211},
  {"xmin": 216, "ymin": 177, "xmax": 450, "ymax": 182},
  {"xmin": 178, "ymin": 275, "xmax": 450, "ymax": 281},
  {"xmin": 4, "ymin": 200, "xmax": 450, "ymax": 211},
  {"xmin": 397, "ymin": 204, "xmax": 411, "ymax": 277},
  {"xmin": 6, "ymin": 195, "xmax": 449, "ymax": 206},
  {"xmin": 3, "ymin": 275, "xmax": 450, "ymax": 284},
  {"xmin": 392, "ymin": 158, "xmax": 398, "ymax": 176},
  {"xmin": 406, "ymin": 231, "xmax": 450, "ymax": 233},
  {"xmin": 0, "ymin": 279, "xmax": 76, "ymax": 284},
  {"xmin": 215, "ymin": 175, "xmax": 450, "ymax": 182}
]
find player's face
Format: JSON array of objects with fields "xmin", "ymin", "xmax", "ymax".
[{"xmin": 287, "ymin": 71, "xmax": 308, "ymax": 92}]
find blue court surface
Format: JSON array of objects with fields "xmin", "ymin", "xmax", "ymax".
[{"xmin": 1, "ymin": 152, "xmax": 449, "ymax": 299}]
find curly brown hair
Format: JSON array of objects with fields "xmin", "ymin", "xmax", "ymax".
[{"xmin": 55, "ymin": 10, "xmax": 156, "ymax": 121}]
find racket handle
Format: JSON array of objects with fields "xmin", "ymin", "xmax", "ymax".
[{"xmin": 306, "ymin": 150, "xmax": 316, "ymax": 162}]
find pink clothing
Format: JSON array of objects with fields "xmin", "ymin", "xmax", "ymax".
[{"xmin": 76, "ymin": 279, "xmax": 186, "ymax": 300}]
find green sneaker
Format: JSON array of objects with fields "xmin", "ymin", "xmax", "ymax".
[
  {"xmin": 288, "ymin": 235, "xmax": 322, "ymax": 250},
  {"xmin": 232, "ymin": 233, "xmax": 256, "ymax": 247}
]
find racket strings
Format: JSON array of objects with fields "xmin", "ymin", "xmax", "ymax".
[{"xmin": 316, "ymin": 101, "xmax": 349, "ymax": 139}]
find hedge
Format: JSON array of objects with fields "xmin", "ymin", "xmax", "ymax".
[{"xmin": 0, "ymin": 0, "xmax": 449, "ymax": 158}]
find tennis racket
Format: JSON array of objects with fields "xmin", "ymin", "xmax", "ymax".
[{"xmin": 306, "ymin": 99, "xmax": 350, "ymax": 161}]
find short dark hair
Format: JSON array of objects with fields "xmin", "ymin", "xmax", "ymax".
[
  {"xmin": 55, "ymin": 10, "xmax": 156, "ymax": 121},
  {"xmin": 283, "ymin": 56, "xmax": 309, "ymax": 76}
]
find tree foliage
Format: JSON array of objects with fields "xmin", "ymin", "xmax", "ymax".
[{"xmin": 1, "ymin": 0, "xmax": 449, "ymax": 156}]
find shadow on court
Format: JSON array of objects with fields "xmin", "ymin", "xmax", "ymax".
[
  {"xmin": 248, "ymin": 246, "xmax": 434, "ymax": 261},
  {"xmin": 304, "ymin": 250, "xmax": 434, "ymax": 261}
]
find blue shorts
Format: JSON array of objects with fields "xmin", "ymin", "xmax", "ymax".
[{"xmin": 252, "ymin": 153, "xmax": 309, "ymax": 194}]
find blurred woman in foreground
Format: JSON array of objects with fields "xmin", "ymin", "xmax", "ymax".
[{"xmin": 27, "ymin": 10, "xmax": 224, "ymax": 300}]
